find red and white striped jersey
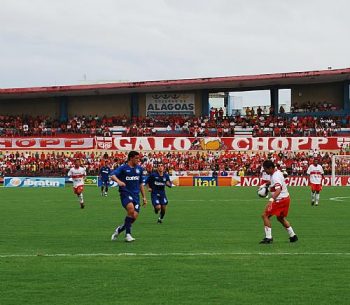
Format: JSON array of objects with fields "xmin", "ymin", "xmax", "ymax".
[
  {"xmin": 307, "ymin": 164, "xmax": 324, "ymax": 184},
  {"xmin": 68, "ymin": 166, "xmax": 86, "ymax": 187},
  {"xmin": 269, "ymin": 170, "xmax": 289, "ymax": 200}
]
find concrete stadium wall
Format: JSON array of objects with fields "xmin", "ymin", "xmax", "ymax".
[
  {"xmin": 0, "ymin": 98, "xmax": 59, "ymax": 117},
  {"xmin": 68, "ymin": 94, "xmax": 130, "ymax": 117},
  {"xmin": 291, "ymin": 82, "xmax": 343, "ymax": 107}
]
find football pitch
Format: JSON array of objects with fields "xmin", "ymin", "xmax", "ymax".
[{"xmin": 0, "ymin": 186, "xmax": 349, "ymax": 305}]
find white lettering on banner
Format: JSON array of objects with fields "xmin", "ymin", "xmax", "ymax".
[
  {"xmin": 146, "ymin": 93, "xmax": 195, "ymax": 116},
  {"xmin": 154, "ymin": 138, "xmax": 172, "ymax": 151},
  {"xmin": 270, "ymin": 138, "xmax": 290, "ymax": 150},
  {"xmin": 251, "ymin": 138, "xmax": 269, "ymax": 151},
  {"xmin": 311, "ymin": 137, "xmax": 328, "ymax": 150},
  {"xmin": 114, "ymin": 137, "xmax": 132, "ymax": 150},
  {"xmin": 23, "ymin": 180, "xmax": 60, "ymax": 187},
  {"xmin": 0, "ymin": 138, "xmax": 94, "ymax": 150},
  {"xmin": 285, "ymin": 176, "xmax": 309, "ymax": 186},
  {"xmin": 134, "ymin": 138, "xmax": 152, "ymax": 150},
  {"xmin": 231, "ymin": 138, "xmax": 250, "ymax": 150},
  {"xmin": 290, "ymin": 138, "xmax": 309, "ymax": 151},
  {"xmin": 173, "ymin": 138, "xmax": 192, "ymax": 150}
]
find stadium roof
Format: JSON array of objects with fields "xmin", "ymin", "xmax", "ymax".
[{"xmin": 1, "ymin": 67, "xmax": 350, "ymax": 100}]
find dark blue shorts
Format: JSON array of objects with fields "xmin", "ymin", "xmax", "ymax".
[
  {"xmin": 151, "ymin": 192, "xmax": 168, "ymax": 206},
  {"xmin": 101, "ymin": 179, "xmax": 109, "ymax": 187},
  {"xmin": 120, "ymin": 192, "xmax": 140, "ymax": 213}
]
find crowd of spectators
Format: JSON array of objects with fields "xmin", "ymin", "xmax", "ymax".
[
  {"xmin": 1, "ymin": 149, "xmax": 348, "ymax": 178},
  {"xmin": 0, "ymin": 112, "xmax": 349, "ymax": 138}
]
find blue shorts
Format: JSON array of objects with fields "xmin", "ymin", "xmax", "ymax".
[
  {"xmin": 119, "ymin": 192, "xmax": 140, "ymax": 213},
  {"xmin": 151, "ymin": 192, "xmax": 168, "ymax": 206},
  {"xmin": 101, "ymin": 179, "xmax": 109, "ymax": 187}
]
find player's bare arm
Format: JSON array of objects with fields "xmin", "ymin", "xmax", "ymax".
[{"xmin": 140, "ymin": 184, "xmax": 147, "ymax": 206}]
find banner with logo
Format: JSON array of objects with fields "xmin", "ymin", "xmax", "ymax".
[
  {"xmin": 146, "ymin": 93, "xmax": 195, "ymax": 116},
  {"xmin": 83, "ymin": 176, "xmax": 98, "ymax": 185},
  {"xmin": 4, "ymin": 177, "xmax": 65, "ymax": 188},
  {"xmin": 0, "ymin": 137, "xmax": 94, "ymax": 150},
  {"xmin": 94, "ymin": 136, "xmax": 350, "ymax": 151},
  {"xmin": 241, "ymin": 176, "xmax": 350, "ymax": 187},
  {"xmin": 171, "ymin": 176, "xmax": 240, "ymax": 186},
  {"xmin": 1, "ymin": 136, "xmax": 349, "ymax": 151}
]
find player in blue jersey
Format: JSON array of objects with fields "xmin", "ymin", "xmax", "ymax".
[
  {"xmin": 145, "ymin": 163, "xmax": 172, "ymax": 224},
  {"xmin": 110, "ymin": 151, "xmax": 147, "ymax": 242},
  {"xmin": 99, "ymin": 160, "xmax": 111, "ymax": 196}
]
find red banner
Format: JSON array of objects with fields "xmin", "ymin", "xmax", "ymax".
[
  {"xmin": 1, "ymin": 136, "xmax": 349, "ymax": 151},
  {"xmin": 96, "ymin": 136, "xmax": 350, "ymax": 151},
  {"xmin": 241, "ymin": 176, "xmax": 350, "ymax": 187},
  {"xmin": 0, "ymin": 138, "xmax": 94, "ymax": 150}
]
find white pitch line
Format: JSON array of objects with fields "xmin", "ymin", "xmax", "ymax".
[{"xmin": 0, "ymin": 252, "xmax": 349, "ymax": 258}]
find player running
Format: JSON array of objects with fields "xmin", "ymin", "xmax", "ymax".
[
  {"xmin": 145, "ymin": 163, "xmax": 172, "ymax": 223},
  {"xmin": 259, "ymin": 160, "xmax": 298, "ymax": 244},
  {"xmin": 67, "ymin": 159, "xmax": 87, "ymax": 209},
  {"xmin": 110, "ymin": 151, "xmax": 147, "ymax": 242},
  {"xmin": 99, "ymin": 160, "xmax": 111, "ymax": 196},
  {"xmin": 307, "ymin": 158, "xmax": 324, "ymax": 206}
]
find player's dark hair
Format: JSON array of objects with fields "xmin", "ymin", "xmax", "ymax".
[
  {"xmin": 263, "ymin": 160, "xmax": 275, "ymax": 169},
  {"xmin": 127, "ymin": 151, "xmax": 139, "ymax": 161}
]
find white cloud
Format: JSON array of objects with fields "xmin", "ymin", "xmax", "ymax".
[{"xmin": 1, "ymin": 0, "xmax": 350, "ymax": 87}]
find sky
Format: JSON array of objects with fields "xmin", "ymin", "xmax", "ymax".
[{"xmin": 1, "ymin": 0, "xmax": 350, "ymax": 93}]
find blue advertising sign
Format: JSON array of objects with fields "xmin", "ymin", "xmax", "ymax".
[{"xmin": 4, "ymin": 177, "xmax": 65, "ymax": 188}]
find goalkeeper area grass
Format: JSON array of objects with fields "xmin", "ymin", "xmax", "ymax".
[{"xmin": 0, "ymin": 186, "xmax": 349, "ymax": 305}]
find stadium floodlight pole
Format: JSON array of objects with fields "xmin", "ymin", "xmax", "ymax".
[{"xmin": 331, "ymin": 154, "xmax": 336, "ymax": 186}]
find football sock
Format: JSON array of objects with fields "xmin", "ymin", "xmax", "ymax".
[
  {"xmin": 101, "ymin": 186, "xmax": 104, "ymax": 193},
  {"xmin": 264, "ymin": 226, "xmax": 272, "ymax": 239},
  {"xmin": 78, "ymin": 193, "xmax": 83, "ymax": 202},
  {"xmin": 286, "ymin": 226, "xmax": 296, "ymax": 237},
  {"xmin": 105, "ymin": 186, "xmax": 108, "ymax": 193},
  {"xmin": 315, "ymin": 194, "xmax": 320, "ymax": 204},
  {"xmin": 160, "ymin": 210, "xmax": 165, "ymax": 220},
  {"xmin": 125, "ymin": 216, "xmax": 134, "ymax": 234},
  {"xmin": 117, "ymin": 225, "xmax": 125, "ymax": 233},
  {"xmin": 311, "ymin": 192, "xmax": 315, "ymax": 202}
]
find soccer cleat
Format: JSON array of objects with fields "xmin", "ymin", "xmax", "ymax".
[
  {"xmin": 311, "ymin": 201, "xmax": 315, "ymax": 206},
  {"xmin": 157, "ymin": 218, "xmax": 163, "ymax": 224},
  {"xmin": 259, "ymin": 238, "xmax": 273, "ymax": 244},
  {"xmin": 104, "ymin": 192, "xmax": 108, "ymax": 197},
  {"xmin": 289, "ymin": 235, "xmax": 298, "ymax": 243},
  {"xmin": 125, "ymin": 234, "xmax": 135, "ymax": 242},
  {"xmin": 111, "ymin": 227, "xmax": 121, "ymax": 241},
  {"xmin": 80, "ymin": 202, "xmax": 85, "ymax": 209}
]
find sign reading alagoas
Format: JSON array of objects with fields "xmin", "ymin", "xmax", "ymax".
[{"xmin": 146, "ymin": 93, "xmax": 195, "ymax": 116}]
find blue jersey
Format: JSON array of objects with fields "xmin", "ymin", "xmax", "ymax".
[
  {"xmin": 111, "ymin": 164, "xmax": 143, "ymax": 196},
  {"xmin": 145, "ymin": 172, "xmax": 171, "ymax": 194},
  {"xmin": 99, "ymin": 166, "xmax": 111, "ymax": 181}
]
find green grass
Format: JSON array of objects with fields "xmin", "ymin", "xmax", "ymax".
[{"xmin": 0, "ymin": 186, "xmax": 349, "ymax": 305}]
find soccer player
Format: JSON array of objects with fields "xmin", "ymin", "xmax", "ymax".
[
  {"xmin": 67, "ymin": 159, "xmax": 87, "ymax": 209},
  {"xmin": 145, "ymin": 163, "xmax": 172, "ymax": 223},
  {"xmin": 99, "ymin": 160, "xmax": 111, "ymax": 196},
  {"xmin": 307, "ymin": 158, "xmax": 324, "ymax": 206},
  {"xmin": 110, "ymin": 151, "xmax": 147, "ymax": 242},
  {"xmin": 259, "ymin": 160, "xmax": 298, "ymax": 244}
]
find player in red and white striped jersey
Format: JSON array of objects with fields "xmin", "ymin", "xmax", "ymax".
[
  {"xmin": 259, "ymin": 160, "xmax": 298, "ymax": 244},
  {"xmin": 306, "ymin": 158, "xmax": 324, "ymax": 206},
  {"xmin": 68, "ymin": 159, "xmax": 87, "ymax": 209}
]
